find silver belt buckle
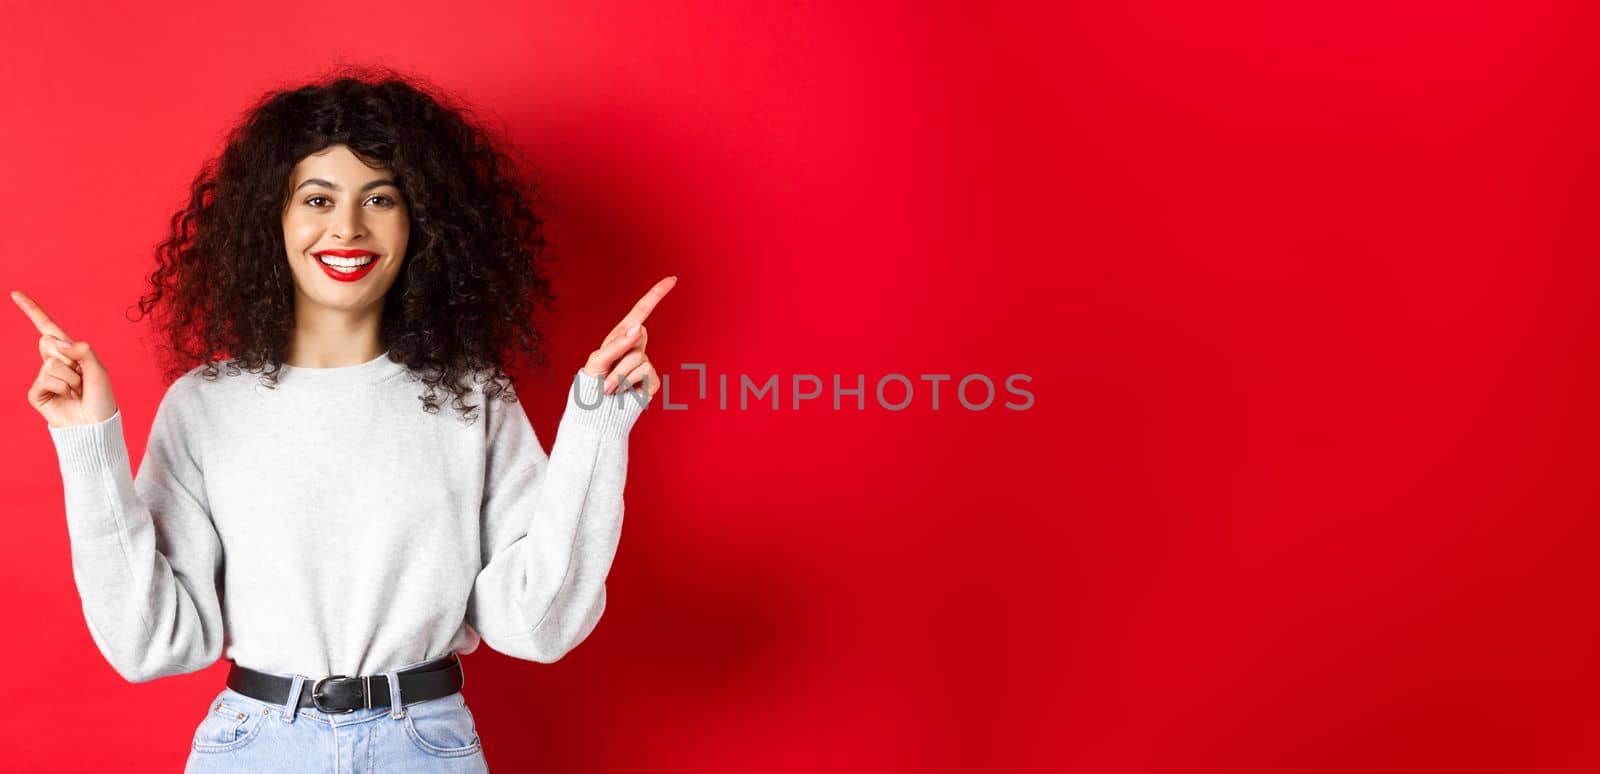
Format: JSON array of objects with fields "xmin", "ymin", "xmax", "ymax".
[{"xmin": 311, "ymin": 674, "xmax": 358, "ymax": 714}]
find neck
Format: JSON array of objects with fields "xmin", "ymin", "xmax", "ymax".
[{"xmin": 286, "ymin": 303, "xmax": 386, "ymax": 368}]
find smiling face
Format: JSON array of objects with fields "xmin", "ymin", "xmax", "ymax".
[{"xmin": 282, "ymin": 144, "xmax": 409, "ymax": 316}]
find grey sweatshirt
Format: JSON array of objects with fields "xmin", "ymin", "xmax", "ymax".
[{"xmin": 46, "ymin": 350, "xmax": 646, "ymax": 682}]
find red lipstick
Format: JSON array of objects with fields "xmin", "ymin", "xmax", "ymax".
[{"xmin": 313, "ymin": 249, "xmax": 380, "ymax": 282}]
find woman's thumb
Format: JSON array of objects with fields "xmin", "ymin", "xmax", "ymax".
[{"xmin": 61, "ymin": 339, "xmax": 103, "ymax": 376}]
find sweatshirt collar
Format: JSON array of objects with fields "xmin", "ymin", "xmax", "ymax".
[{"xmin": 275, "ymin": 349, "xmax": 409, "ymax": 388}]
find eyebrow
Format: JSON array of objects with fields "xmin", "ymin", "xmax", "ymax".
[{"xmin": 293, "ymin": 177, "xmax": 399, "ymax": 192}]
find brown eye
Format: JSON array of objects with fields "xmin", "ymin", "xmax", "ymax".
[
  {"xmin": 306, "ymin": 195, "xmax": 332, "ymax": 207},
  {"xmin": 367, "ymin": 195, "xmax": 397, "ymax": 207}
]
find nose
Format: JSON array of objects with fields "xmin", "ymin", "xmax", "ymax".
[{"xmin": 331, "ymin": 203, "xmax": 366, "ymax": 241}]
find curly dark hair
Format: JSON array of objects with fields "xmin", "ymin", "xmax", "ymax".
[{"xmin": 130, "ymin": 65, "xmax": 558, "ymax": 423}]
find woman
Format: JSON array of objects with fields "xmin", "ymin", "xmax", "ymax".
[{"xmin": 14, "ymin": 69, "xmax": 674, "ymax": 772}]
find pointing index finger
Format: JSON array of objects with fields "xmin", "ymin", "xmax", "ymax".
[
  {"xmin": 10, "ymin": 291, "xmax": 72, "ymax": 341},
  {"xmin": 616, "ymin": 276, "xmax": 677, "ymax": 330}
]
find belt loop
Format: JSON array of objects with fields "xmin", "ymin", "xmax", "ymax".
[
  {"xmin": 282, "ymin": 675, "xmax": 306, "ymax": 724},
  {"xmin": 386, "ymin": 669, "xmax": 404, "ymax": 719},
  {"xmin": 456, "ymin": 652, "xmax": 466, "ymax": 691}
]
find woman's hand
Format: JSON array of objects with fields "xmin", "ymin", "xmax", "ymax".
[
  {"xmin": 582, "ymin": 276, "xmax": 676, "ymax": 400},
  {"xmin": 12, "ymin": 290, "xmax": 119, "ymax": 428}
]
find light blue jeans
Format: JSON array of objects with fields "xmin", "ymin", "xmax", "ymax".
[{"xmin": 184, "ymin": 656, "xmax": 488, "ymax": 773}]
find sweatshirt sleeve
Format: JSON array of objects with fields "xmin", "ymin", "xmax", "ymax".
[
  {"xmin": 46, "ymin": 376, "xmax": 226, "ymax": 683},
  {"xmin": 467, "ymin": 368, "xmax": 647, "ymax": 662}
]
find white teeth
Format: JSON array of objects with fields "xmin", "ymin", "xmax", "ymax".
[{"xmin": 316, "ymin": 254, "xmax": 376, "ymax": 268}]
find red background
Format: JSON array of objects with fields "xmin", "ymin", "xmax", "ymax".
[{"xmin": 2, "ymin": 1, "xmax": 1595, "ymax": 771}]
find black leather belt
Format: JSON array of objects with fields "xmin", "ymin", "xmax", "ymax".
[{"xmin": 226, "ymin": 653, "xmax": 464, "ymax": 713}]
